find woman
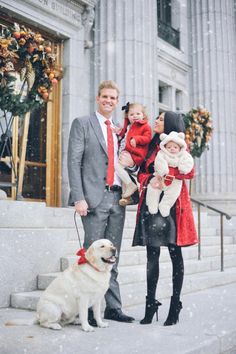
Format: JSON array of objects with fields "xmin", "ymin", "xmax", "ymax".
[{"xmin": 132, "ymin": 111, "xmax": 198, "ymax": 326}]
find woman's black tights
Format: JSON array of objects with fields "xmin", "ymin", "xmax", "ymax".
[{"xmin": 146, "ymin": 245, "xmax": 184, "ymax": 300}]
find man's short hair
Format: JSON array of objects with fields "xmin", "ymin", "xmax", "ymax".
[{"xmin": 98, "ymin": 80, "xmax": 120, "ymax": 97}]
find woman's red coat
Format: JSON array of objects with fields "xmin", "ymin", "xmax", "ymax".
[{"xmin": 137, "ymin": 147, "xmax": 198, "ymax": 247}]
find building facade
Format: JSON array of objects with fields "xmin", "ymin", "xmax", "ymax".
[{"xmin": 0, "ymin": 0, "xmax": 236, "ymax": 209}]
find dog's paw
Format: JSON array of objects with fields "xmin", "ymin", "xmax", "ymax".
[
  {"xmin": 51, "ymin": 323, "xmax": 62, "ymax": 330},
  {"xmin": 40, "ymin": 322, "xmax": 62, "ymax": 330},
  {"xmin": 97, "ymin": 321, "xmax": 109, "ymax": 328},
  {"xmin": 81, "ymin": 323, "xmax": 95, "ymax": 332},
  {"xmin": 72, "ymin": 317, "xmax": 81, "ymax": 325}
]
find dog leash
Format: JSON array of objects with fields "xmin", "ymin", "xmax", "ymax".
[
  {"xmin": 73, "ymin": 211, "xmax": 83, "ymax": 248},
  {"xmin": 73, "ymin": 211, "xmax": 101, "ymax": 271}
]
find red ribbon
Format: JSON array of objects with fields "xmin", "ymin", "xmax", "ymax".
[{"xmin": 76, "ymin": 248, "xmax": 87, "ymax": 265}]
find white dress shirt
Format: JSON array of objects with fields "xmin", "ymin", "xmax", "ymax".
[{"xmin": 95, "ymin": 111, "xmax": 121, "ymax": 186}]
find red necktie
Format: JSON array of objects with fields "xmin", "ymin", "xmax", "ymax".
[{"xmin": 105, "ymin": 119, "xmax": 114, "ymax": 186}]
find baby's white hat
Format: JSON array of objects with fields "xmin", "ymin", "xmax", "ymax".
[{"xmin": 160, "ymin": 131, "xmax": 187, "ymax": 151}]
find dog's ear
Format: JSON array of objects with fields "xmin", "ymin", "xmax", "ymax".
[{"xmin": 85, "ymin": 245, "xmax": 96, "ymax": 265}]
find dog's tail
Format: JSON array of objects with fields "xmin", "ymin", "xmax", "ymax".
[{"xmin": 5, "ymin": 318, "xmax": 38, "ymax": 326}]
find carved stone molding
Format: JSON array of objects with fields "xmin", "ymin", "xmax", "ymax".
[
  {"xmin": 73, "ymin": 0, "xmax": 97, "ymax": 7},
  {"xmin": 82, "ymin": 5, "xmax": 95, "ymax": 49},
  {"xmin": 18, "ymin": 0, "xmax": 97, "ymax": 29}
]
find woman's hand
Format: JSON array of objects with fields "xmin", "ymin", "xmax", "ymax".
[
  {"xmin": 112, "ymin": 125, "xmax": 122, "ymax": 134},
  {"xmin": 130, "ymin": 138, "xmax": 136, "ymax": 148},
  {"xmin": 149, "ymin": 175, "xmax": 164, "ymax": 190},
  {"xmin": 119, "ymin": 150, "xmax": 135, "ymax": 167}
]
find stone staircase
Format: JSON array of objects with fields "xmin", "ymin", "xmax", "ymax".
[{"xmin": 1, "ymin": 200, "xmax": 236, "ymax": 311}]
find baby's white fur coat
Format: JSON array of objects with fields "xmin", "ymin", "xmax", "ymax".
[{"xmin": 146, "ymin": 132, "xmax": 194, "ymax": 216}]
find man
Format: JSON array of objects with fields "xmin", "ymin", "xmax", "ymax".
[{"xmin": 68, "ymin": 80, "xmax": 135, "ymax": 323}]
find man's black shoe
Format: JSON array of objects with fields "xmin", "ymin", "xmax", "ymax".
[
  {"xmin": 104, "ymin": 308, "xmax": 135, "ymax": 322},
  {"xmin": 88, "ymin": 309, "xmax": 97, "ymax": 327}
]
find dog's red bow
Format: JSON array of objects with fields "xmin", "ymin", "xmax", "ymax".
[{"xmin": 76, "ymin": 248, "xmax": 87, "ymax": 265}]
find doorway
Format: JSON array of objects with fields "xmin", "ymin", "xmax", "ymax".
[{"xmin": 0, "ymin": 18, "xmax": 63, "ymax": 206}]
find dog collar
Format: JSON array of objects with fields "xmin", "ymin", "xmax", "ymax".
[
  {"xmin": 76, "ymin": 248, "xmax": 101, "ymax": 272},
  {"xmin": 76, "ymin": 248, "xmax": 87, "ymax": 264}
]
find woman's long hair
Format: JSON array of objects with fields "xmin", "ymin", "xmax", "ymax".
[{"xmin": 146, "ymin": 111, "xmax": 185, "ymax": 160}]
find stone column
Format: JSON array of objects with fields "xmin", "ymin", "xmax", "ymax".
[
  {"xmin": 93, "ymin": 0, "xmax": 158, "ymax": 120},
  {"xmin": 188, "ymin": 0, "xmax": 236, "ymax": 205}
]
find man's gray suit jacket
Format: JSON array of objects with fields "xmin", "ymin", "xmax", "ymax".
[{"xmin": 68, "ymin": 113, "xmax": 110, "ymax": 209}]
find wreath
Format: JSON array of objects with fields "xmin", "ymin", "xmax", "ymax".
[
  {"xmin": 0, "ymin": 22, "xmax": 63, "ymax": 116},
  {"xmin": 183, "ymin": 106, "xmax": 213, "ymax": 158}
]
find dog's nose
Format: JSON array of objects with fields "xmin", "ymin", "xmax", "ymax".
[{"xmin": 111, "ymin": 247, "xmax": 117, "ymax": 256}]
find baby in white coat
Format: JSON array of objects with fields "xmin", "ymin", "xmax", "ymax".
[{"xmin": 146, "ymin": 131, "xmax": 194, "ymax": 217}]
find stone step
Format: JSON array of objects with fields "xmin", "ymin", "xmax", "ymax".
[
  {"xmin": 0, "ymin": 200, "xmax": 209, "ymax": 229},
  {"xmin": 61, "ymin": 241, "xmax": 236, "ymax": 271},
  {"xmin": 65, "ymin": 232, "xmax": 234, "ymax": 254},
  {"xmin": 123, "ymin": 242, "xmax": 236, "ymax": 259},
  {"xmin": 0, "ymin": 201, "xmax": 138, "ymax": 228},
  {"xmin": 0, "ymin": 227, "xmax": 231, "ymax": 250},
  {"xmin": 203, "ymin": 212, "xmax": 236, "ymax": 237},
  {"xmin": 11, "ymin": 290, "xmax": 42, "ymax": 311},
  {"xmin": 121, "ymin": 266, "xmax": 236, "ymax": 308},
  {"xmin": 123, "ymin": 242, "xmax": 236, "ymax": 255},
  {"xmin": 0, "ymin": 210, "xmax": 137, "ymax": 229},
  {"xmin": 60, "ymin": 249, "xmax": 147, "ymax": 270},
  {"xmin": 10, "ymin": 266, "xmax": 236, "ymax": 311},
  {"xmin": 37, "ymin": 253, "xmax": 236, "ymax": 290},
  {"xmin": 2, "ymin": 224, "xmax": 233, "ymax": 308},
  {"xmin": 3, "ymin": 200, "xmax": 123, "ymax": 217},
  {"xmin": 122, "ymin": 226, "xmax": 219, "ymax": 237},
  {"xmin": 179, "ymin": 244, "xmax": 236, "ymax": 260},
  {"xmin": 2, "ymin": 200, "xmax": 235, "ymax": 312},
  {"xmin": 2, "ymin": 200, "xmax": 233, "ymax": 233},
  {"xmin": 66, "ymin": 224, "xmax": 219, "ymax": 241},
  {"xmin": 2, "ymin": 227, "xmax": 229, "ymax": 257},
  {"xmin": 119, "ymin": 253, "xmax": 236, "ymax": 285},
  {"xmin": 198, "ymin": 235, "xmax": 234, "ymax": 245},
  {"xmin": 0, "ymin": 228, "xmax": 73, "ymax": 254}
]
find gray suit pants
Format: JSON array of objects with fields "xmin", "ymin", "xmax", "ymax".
[{"xmin": 82, "ymin": 189, "xmax": 125, "ymax": 310}]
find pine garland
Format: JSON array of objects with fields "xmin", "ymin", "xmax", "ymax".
[
  {"xmin": 0, "ymin": 22, "xmax": 62, "ymax": 116},
  {"xmin": 183, "ymin": 106, "xmax": 213, "ymax": 158}
]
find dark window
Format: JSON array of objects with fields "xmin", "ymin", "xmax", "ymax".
[
  {"xmin": 157, "ymin": 0, "xmax": 180, "ymax": 49},
  {"xmin": 157, "ymin": 0, "xmax": 172, "ymax": 25},
  {"xmin": 159, "ymin": 86, "xmax": 164, "ymax": 103}
]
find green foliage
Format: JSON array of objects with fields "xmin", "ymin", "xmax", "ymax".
[
  {"xmin": 0, "ymin": 74, "xmax": 42, "ymax": 116},
  {"xmin": 0, "ymin": 22, "xmax": 62, "ymax": 116},
  {"xmin": 183, "ymin": 106, "xmax": 213, "ymax": 158}
]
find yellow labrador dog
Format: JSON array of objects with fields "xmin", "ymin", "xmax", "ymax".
[{"xmin": 6, "ymin": 239, "xmax": 117, "ymax": 332}]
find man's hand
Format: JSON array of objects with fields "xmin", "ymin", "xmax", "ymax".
[
  {"xmin": 119, "ymin": 150, "xmax": 135, "ymax": 167},
  {"xmin": 149, "ymin": 175, "xmax": 164, "ymax": 190},
  {"xmin": 75, "ymin": 200, "xmax": 89, "ymax": 216}
]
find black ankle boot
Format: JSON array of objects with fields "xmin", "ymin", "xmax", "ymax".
[
  {"xmin": 140, "ymin": 296, "xmax": 162, "ymax": 325},
  {"xmin": 164, "ymin": 296, "xmax": 182, "ymax": 326}
]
